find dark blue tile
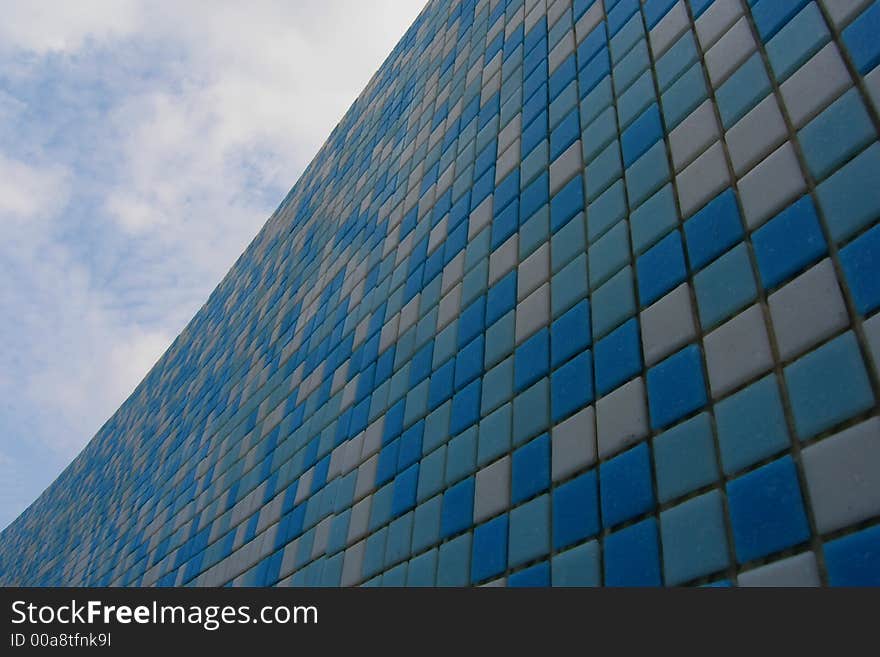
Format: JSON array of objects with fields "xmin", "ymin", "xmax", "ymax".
[
  {"xmin": 647, "ymin": 344, "xmax": 708, "ymax": 430},
  {"xmin": 727, "ymin": 455, "xmax": 811, "ymax": 563},
  {"xmin": 553, "ymin": 469, "xmax": 600, "ymax": 550}
]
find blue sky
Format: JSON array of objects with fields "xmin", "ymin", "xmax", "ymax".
[{"xmin": 0, "ymin": 0, "xmax": 425, "ymax": 530}]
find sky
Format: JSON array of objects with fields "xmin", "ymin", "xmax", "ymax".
[{"xmin": 0, "ymin": 0, "xmax": 426, "ymax": 531}]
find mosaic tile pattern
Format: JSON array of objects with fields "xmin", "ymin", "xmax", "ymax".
[{"xmin": 1, "ymin": 0, "xmax": 880, "ymax": 587}]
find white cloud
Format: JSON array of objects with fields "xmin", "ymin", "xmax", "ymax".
[
  {"xmin": 0, "ymin": 0, "xmax": 140, "ymax": 54},
  {"xmin": 0, "ymin": 0, "xmax": 426, "ymax": 528},
  {"xmin": 0, "ymin": 154, "xmax": 70, "ymax": 223}
]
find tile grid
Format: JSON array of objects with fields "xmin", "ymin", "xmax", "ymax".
[{"xmin": 0, "ymin": 0, "xmax": 879, "ymax": 587}]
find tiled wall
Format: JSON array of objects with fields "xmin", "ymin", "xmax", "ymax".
[{"xmin": 1, "ymin": 0, "xmax": 879, "ymax": 587}]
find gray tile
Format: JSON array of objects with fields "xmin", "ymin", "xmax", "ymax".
[
  {"xmin": 489, "ymin": 234, "xmax": 519, "ymax": 286},
  {"xmin": 516, "ymin": 282, "xmax": 551, "ymax": 343},
  {"xmin": 342, "ymin": 432, "xmax": 365, "ymax": 474},
  {"xmin": 518, "ymin": 242, "xmax": 550, "ymax": 301},
  {"xmin": 676, "ymin": 140, "xmax": 730, "ymax": 219},
  {"xmin": 474, "ymin": 455, "xmax": 511, "ymax": 523},
  {"xmin": 695, "ymin": 0, "xmax": 743, "ymax": 51},
  {"xmin": 705, "ymin": 16, "xmax": 756, "ymax": 88},
  {"xmin": 780, "ymin": 42, "xmax": 852, "ymax": 129},
  {"xmin": 498, "ymin": 113, "xmax": 522, "ymax": 157},
  {"xmin": 802, "ymin": 418, "xmax": 880, "ymax": 534},
  {"xmin": 575, "ymin": 0, "xmax": 604, "ymax": 43},
  {"xmin": 738, "ymin": 141, "xmax": 807, "ymax": 229},
  {"xmin": 669, "ymin": 99, "xmax": 721, "ymax": 173},
  {"xmin": 551, "ymin": 405, "xmax": 597, "ymax": 481},
  {"xmin": 362, "ymin": 417, "xmax": 385, "ymax": 458},
  {"xmin": 347, "ymin": 495, "xmax": 372, "ymax": 545},
  {"xmin": 737, "ymin": 552, "xmax": 821, "ymax": 587},
  {"xmin": 704, "ymin": 304, "xmax": 774, "ymax": 399},
  {"xmin": 496, "ymin": 138, "xmax": 522, "ymax": 182},
  {"xmin": 768, "ymin": 259, "xmax": 849, "ymax": 361},
  {"xmin": 597, "ymin": 377, "xmax": 649, "ymax": 458},
  {"xmin": 641, "ymin": 283, "xmax": 698, "ymax": 366},
  {"xmin": 354, "ymin": 454, "xmax": 378, "ymax": 501},
  {"xmin": 468, "ymin": 194, "xmax": 494, "ymax": 239},
  {"xmin": 341, "ymin": 539, "xmax": 366, "ymax": 587},
  {"xmin": 549, "ymin": 30, "xmax": 575, "ymax": 74},
  {"xmin": 550, "ymin": 139, "xmax": 584, "ymax": 195},
  {"xmin": 650, "ymin": 1, "xmax": 689, "ymax": 59},
  {"xmin": 725, "ymin": 92, "xmax": 788, "ymax": 177},
  {"xmin": 821, "ymin": 0, "xmax": 872, "ymax": 28},
  {"xmin": 438, "ymin": 283, "xmax": 462, "ymax": 330},
  {"xmin": 442, "ymin": 250, "xmax": 465, "ymax": 294}
]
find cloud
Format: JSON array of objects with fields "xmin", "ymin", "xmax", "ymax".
[
  {"xmin": 0, "ymin": 154, "xmax": 70, "ymax": 223},
  {"xmin": 0, "ymin": 0, "xmax": 426, "ymax": 529},
  {"xmin": 0, "ymin": 0, "xmax": 140, "ymax": 54}
]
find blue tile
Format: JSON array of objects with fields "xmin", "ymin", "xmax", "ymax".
[
  {"xmin": 766, "ymin": 1, "xmax": 830, "ymax": 82},
  {"xmin": 604, "ymin": 517, "xmax": 663, "ymax": 586},
  {"xmin": 589, "ymin": 219, "xmax": 630, "ymax": 288},
  {"xmin": 550, "ymin": 108, "xmax": 580, "ymax": 161},
  {"xmin": 594, "ymin": 317, "xmax": 642, "ymax": 395},
  {"xmin": 437, "ymin": 532, "xmax": 471, "ymax": 586},
  {"xmin": 551, "ymin": 541, "xmax": 601, "ymax": 586},
  {"xmin": 694, "ymin": 243, "xmax": 757, "ymax": 329},
  {"xmin": 450, "ymin": 378, "xmax": 482, "ymax": 436},
  {"xmin": 727, "ymin": 455, "xmax": 811, "ymax": 563},
  {"xmin": 411, "ymin": 495, "xmax": 442, "ymax": 553},
  {"xmin": 716, "ymin": 53, "xmax": 771, "ymax": 128},
  {"xmin": 840, "ymin": 222, "xmax": 880, "ymax": 315},
  {"xmin": 515, "ymin": 328, "xmax": 550, "ymax": 392},
  {"xmin": 486, "ymin": 269, "xmax": 517, "ymax": 326},
  {"xmin": 509, "ymin": 561, "xmax": 551, "ymax": 587},
  {"xmin": 471, "ymin": 514, "xmax": 509, "ymax": 583},
  {"xmin": 445, "ymin": 427, "xmax": 477, "ymax": 484},
  {"xmin": 784, "ymin": 331, "xmax": 875, "ymax": 440},
  {"xmin": 550, "ymin": 349, "xmax": 594, "ymax": 422},
  {"xmin": 715, "ymin": 375, "xmax": 790, "ymax": 475},
  {"xmin": 752, "ymin": 0, "xmax": 810, "ymax": 42},
  {"xmin": 824, "ymin": 524, "xmax": 880, "ymax": 586},
  {"xmin": 440, "ymin": 476, "xmax": 475, "ymax": 539},
  {"xmin": 550, "ymin": 299, "xmax": 592, "ymax": 368},
  {"xmin": 454, "ymin": 335, "xmax": 484, "ymax": 390},
  {"xmin": 591, "ymin": 266, "xmax": 636, "ymax": 339},
  {"xmin": 661, "ymin": 61, "xmax": 707, "ymax": 129},
  {"xmin": 600, "ymin": 442, "xmax": 656, "ymax": 528},
  {"xmin": 752, "ymin": 195, "xmax": 827, "ymax": 290},
  {"xmin": 509, "ymin": 493, "xmax": 551, "ymax": 568},
  {"xmin": 816, "ymin": 142, "xmax": 880, "ymax": 244},
  {"xmin": 621, "ymin": 103, "xmax": 664, "ymax": 167},
  {"xmin": 842, "ymin": 0, "xmax": 880, "ymax": 74},
  {"xmin": 512, "ymin": 433, "xmax": 551, "ymax": 504},
  {"xmin": 798, "ymin": 88, "xmax": 876, "ymax": 181},
  {"xmin": 481, "ymin": 356, "xmax": 514, "ymax": 415},
  {"xmin": 521, "ymin": 170, "xmax": 549, "ymax": 222},
  {"xmin": 653, "ymin": 412, "xmax": 719, "ymax": 503},
  {"xmin": 647, "ymin": 344, "xmax": 707, "ymax": 431},
  {"xmin": 407, "ymin": 549, "xmax": 438, "ymax": 587},
  {"xmin": 683, "ymin": 188, "xmax": 744, "ymax": 272},
  {"xmin": 660, "ymin": 490, "xmax": 730, "ymax": 585},
  {"xmin": 579, "ymin": 46, "xmax": 612, "ymax": 98},
  {"xmin": 608, "ymin": 0, "xmax": 639, "ymax": 37},
  {"xmin": 645, "ymin": 0, "xmax": 678, "ymax": 28},
  {"xmin": 458, "ymin": 295, "xmax": 486, "ymax": 348},
  {"xmin": 398, "ymin": 421, "xmax": 424, "ymax": 470},
  {"xmin": 417, "ymin": 446, "xmax": 446, "ymax": 503},
  {"xmin": 553, "ymin": 469, "xmax": 600, "ymax": 550},
  {"xmin": 636, "ymin": 230, "xmax": 687, "ymax": 306},
  {"xmin": 550, "ymin": 174, "xmax": 585, "ymax": 232}
]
